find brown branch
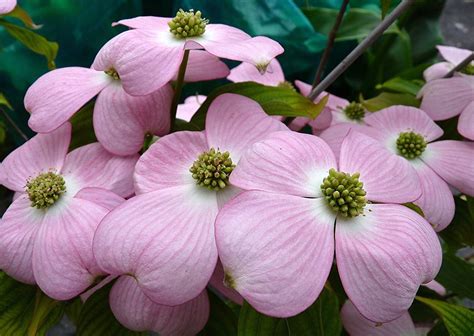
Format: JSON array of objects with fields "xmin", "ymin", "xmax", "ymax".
[
  {"xmin": 0, "ymin": 107, "xmax": 29, "ymax": 141},
  {"xmin": 443, "ymin": 52, "xmax": 474, "ymax": 78}
]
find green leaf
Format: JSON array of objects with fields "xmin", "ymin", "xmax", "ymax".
[
  {"xmin": 376, "ymin": 77, "xmax": 422, "ymax": 96},
  {"xmin": 403, "ymin": 202, "xmax": 425, "ymax": 217},
  {"xmin": 360, "ymin": 92, "xmax": 420, "ymax": 111},
  {"xmin": 380, "ymin": 0, "xmax": 392, "ymax": 19},
  {"xmin": 0, "ymin": 19, "xmax": 58, "ymax": 69},
  {"xmin": 416, "ymin": 297, "xmax": 474, "ymax": 336},
  {"xmin": 5, "ymin": 5, "xmax": 41, "ymax": 29},
  {"xmin": 190, "ymin": 82, "xmax": 327, "ymax": 130},
  {"xmin": 76, "ymin": 281, "xmax": 145, "ymax": 336},
  {"xmin": 0, "ymin": 92, "xmax": 13, "ymax": 110},
  {"xmin": 440, "ymin": 197, "xmax": 474, "ymax": 250},
  {"xmin": 69, "ymin": 101, "xmax": 97, "ymax": 151},
  {"xmin": 287, "ymin": 286, "xmax": 342, "ymax": 336},
  {"xmin": 0, "ymin": 271, "xmax": 63, "ymax": 336},
  {"xmin": 238, "ymin": 301, "xmax": 288, "ymax": 336},
  {"xmin": 435, "ymin": 253, "xmax": 474, "ymax": 300},
  {"xmin": 198, "ymin": 290, "xmax": 238, "ymax": 336}
]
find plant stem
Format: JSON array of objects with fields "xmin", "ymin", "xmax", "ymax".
[
  {"xmin": 311, "ymin": 0, "xmax": 350, "ymax": 89},
  {"xmin": 307, "ymin": 0, "xmax": 415, "ymax": 101},
  {"xmin": 170, "ymin": 49, "xmax": 190, "ymax": 131},
  {"xmin": 0, "ymin": 107, "xmax": 29, "ymax": 141},
  {"xmin": 443, "ymin": 52, "xmax": 474, "ymax": 78}
]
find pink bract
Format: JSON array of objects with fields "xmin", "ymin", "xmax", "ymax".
[
  {"xmin": 228, "ymin": 58, "xmax": 285, "ymax": 86},
  {"xmin": 0, "ymin": 0, "xmax": 16, "ymax": 15},
  {"xmin": 177, "ymin": 94, "xmax": 206, "ymax": 122},
  {"xmin": 423, "ymin": 45, "xmax": 473, "ymax": 81}
]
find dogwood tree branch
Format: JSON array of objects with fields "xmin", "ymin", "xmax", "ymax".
[
  {"xmin": 443, "ymin": 52, "xmax": 474, "ymax": 78},
  {"xmin": 307, "ymin": 0, "xmax": 415, "ymax": 101},
  {"xmin": 0, "ymin": 107, "xmax": 29, "ymax": 141},
  {"xmin": 170, "ymin": 49, "xmax": 190, "ymax": 131}
]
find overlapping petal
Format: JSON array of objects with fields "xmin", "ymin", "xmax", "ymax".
[
  {"xmin": 227, "ymin": 58, "xmax": 284, "ymax": 85},
  {"xmin": 423, "ymin": 62, "xmax": 453, "ymax": 81},
  {"xmin": 437, "ymin": 45, "xmax": 473, "ymax": 65},
  {"xmin": 93, "ymin": 186, "xmax": 218, "ymax": 306},
  {"xmin": 110, "ymin": 276, "xmax": 209, "ymax": 335},
  {"xmin": 1, "ymin": 123, "xmax": 71, "ymax": 192},
  {"xmin": 339, "ymin": 131, "xmax": 421, "ymax": 203},
  {"xmin": 335, "ymin": 204, "xmax": 442, "ymax": 322},
  {"xmin": 113, "ymin": 16, "xmax": 171, "ymax": 30},
  {"xmin": 177, "ymin": 95, "xmax": 206, "ymax": 122},
  {"xmin": 25, "ymin": 68, "xmax": 111, "ymax": 132},
  {"xmin": 183, "ymin": 50, "xmax": 230, "ymax": 82},
  {"xmin": 209, "ymin": 260, "xmax": 243, "ymax": 305},
  {"xmin": 74, "ymin": 188, "xmax": 125, "ymax": 211},
  {"xmin": 94, "ymin": 83, "xmax": 172, "ymax": 155},
  {"xmin": 458, "ymin": 101, "xmax": 474, "ymax": 140},
  {"xmin": 230, "ymin": 131, "xmax": 336, "ymax": 197},
  {"xmin": 216, "ymin": 191, "xmax": 335, "ymax": 317}
]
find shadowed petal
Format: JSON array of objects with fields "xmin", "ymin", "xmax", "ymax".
[
  {"xmin": 216, "ymin": 191, "xmax": 335, "ymax": 318},
  {"xmin": 177, "ymin": 95, "xmax": 206, "ymax": 122},
  {"xmin": 230, "ymin": 131, "xmax": 337, "ymax": 197},
  {"xmin": 228, "ymin": 59, "xmax": 285, "ymax": 86},
  {"xmin": 110, "ymin": 276, "xmax": 209, "ymax": 335},
  {"xmin": 339, "ymin": 131, "xmax": 421, "ymax": 203},
  {"xmin": 1, "ymin": 123, "xmax": 71, "ymax": 192},
  {"xmin": 93, "ymin": 186, "xmax": 218, "ymax": 306},
  {"xmin": 423, "ymin": 62, "xmax": 453, "ymax": 81},
  {"xmin": 458, "ymin": 101, "xmax": 474, "ymax": 140},
  {"xmin": 26, "ymin": 68, "xmax": 110, "ymax": 132},
  {"xmin": 183, "ymin": 50, "xmax": 230, "ymax": 82},
  {"xmin": 336, "ymin": 204, "xmax": 442, "ymax": 322},
  {"xmin": 74, "ymin": 188, "xmax": 125, "ymax": 211},
  {"xmin": 209, "ymin": 260, "xmax": 243, "ymax": 305},
  {"xmin": 94, "ymin": 83, "xmax": 172, "ymax": 156}
]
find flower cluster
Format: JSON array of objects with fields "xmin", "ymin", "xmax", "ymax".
[{"xmin": 1, "ymin": 6, "xmax": 473, "ymax": 334}]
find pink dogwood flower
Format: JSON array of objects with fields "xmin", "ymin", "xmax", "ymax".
[
  {"xmin": 100, "ymin": 10, "xmax": 284, "ymax": 96},
  {"xmin": 341, "ymin": 300, "xmax": 430, "ymax": 336},
  {"xmin": 177, "ymin": 94, "xmax": 206, "ymax": 122},
  {"xmin": 0, "ymin": 123, "xmax": 137, "ymax": 300},
  {"xmin": 227, "ymin": 58, "xmax": 287, "ymax": 87},
  {"xmin": 423, "ymin": 45, "xmax": 474, "ymax": 81},
  {"xmin": 92, "ymin": 94, "xmax": 287, "ymax": 309},
  {"xmin": 215, "ymin": 130, "xmax": 441, "ymax": 321},
  {"xmin": 419, "ymin": 75, "xmax": 474, "ymax": 140},
  {"xmin": 0, "ymin": 0, "xmax": 16, "ymax": 15}
]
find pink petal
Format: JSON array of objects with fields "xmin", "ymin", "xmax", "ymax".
[
  {"xmin": 205, "ymin": 93, "xmax": 288, "ymax": 162},
  {"xmin": 215, "ymin": 185, "xmax": 242, "ymax": 210},
  {"xmin": 92, "ymin": 29, "xmax": 184, "ymax": 96},
  {"xmin": 419, "ymin": 77, "xmax": 474, "ymax": 120},
  {"xmin": 110, "ymin": 276, "xmax": 209, "ymax": 335},
  {"xmin": 0, "ymin": 195, "xmax": 42, "ymax": 284},
  {"xmin": 94, "ymin": 83, "xmax": 172, "ymax": 156},
  {"xmin": 288, "ymin": 116, "xmax": 309, "ymax": 131},
  {"xmin": 74, "ymin": 187, "xmax": 125, "ymax": 211},
  {"xmin": 215, "ymin": 191, "xmax": 335, "ymax": 318},
  {"xmin": 336, "ymin": 203, "xmax": 442, "ymax": 322},
  {"xmin": 341, "ymin": 300, "xmax": 417, "ymax": 336},
  {"xmin": 113, "ymin": 16, "xmax": 171, "ymax": 30},
  {"xmin": 230, "ymin": 131, "xmax": 337, "ymax": 197},
  {"xmin": 0, "ymin": 0, "xmax": 16, "ymax": 15},
  {"xmin": 308, "ymin": 107, "xmax": 334, "ymax": 130},
  {"xmin": 25, "ymin": 67, "xmax": 110, "ymax": 132},
  {"xmin": 1, "ymin": 123, "xmax": 71, "ymax": 192},
  {"xmin": 437, "ymin": 45, "xmax": 473, "ymax": 65},
  {"xmin": 422, "ymin": 140, "xmax": 474, "ymax": 196},
  {"xmin": 294, "ymin": 80, "xmax": 349, "ymax": 111},
  {"xmin": 93, "ymin": 186, "xmax": 218, "ymax": 306},
  {"xmin": 423, "ymin": 62, "xmax": 453, "ymax": 81},
  {"xmin": 413, "ymin": 161, "xmax": 455, "ymax": 231},
  {"xmin": 364, "ymin": 106, "xmax": 443, "ymax": 143},
  {"xmin": 183, "ymin": 50, "xmax": 230, "ymax": 82},
  {"xmin": 422, "ymin": 280, "xmax": 446, "ymax": 296},
  {"xmin": 61, "ymin": 143, "xmax": 138, "ymax": 198},
  {"xmin": 134, "ymin": 131, "xmax": 208, "ymax": 194},
  {"xmin": 319, "ymin": 123, "xmax": 357, "ymax": 162},
  {"xmin": 33, "ymin": 197, "xmax": 109, "ymax": 300},
  {"xmin": 458, "ymin": 101, "xmax": 474, "ymax": 140},
  {"xmin": 199, "ymin": 24, "xmax": 250, "ymax": 44},
  {"xmin": 209, "ymin": 260, "xmax": 243, "ymax": 305},
  {"xmin": 227, "ymin": 59, "xmax": 285, "ymax": 86},
  {"xmin": 203, "ymin": 36, "xmax": 283, "ymax": 72},
  {"xmin": 339, "ymin": 131, "xmax": 421, "ymax": 203},
  {"xmin": 177, "ymin": 95, "xmax": 206, "ymax": 122}
]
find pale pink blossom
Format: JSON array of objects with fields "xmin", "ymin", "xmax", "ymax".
[
  {"xmin": 0, "ymin": 123, "xmax": 137, "ymax": 300},
  {"xmin": 215, "ymin": 130, "xmax": 441, "ymax": 321},
  {"xmin": 177, "ymin": 94, "xmax": 206, "ymax": 122},
  {"xmin": 423, "ymin": 45, "xmax": 473, "ymax": 81},
  {"xmin": 228, "ymin": 58, "xmax": 286, "ymax": 86},
  {"xmin": 98, "ymin": 13, "xmax": 284, "ymax": 96},
  {"xmin": 92, "ymin": 94, "xmax": 287, "ymax": 320},
  {"xmin": 0, "ymin": 0, "xmax": 16, "ymax": 15}
]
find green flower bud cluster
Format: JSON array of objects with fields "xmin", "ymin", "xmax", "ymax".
[
  {"xmin": 168, "ymin": 9, "xmax": 208, "ymax": 39},
  {"xmin": 321, "ymin": 168, "xmax": 367, "ymax": 217},
  {"xmin": 190, "ymin": 148, "xmax": 235, "ymax": 191},
  {"xmin": 343, "ymin": 102, "xmax": 365, "ymax": 121},
  {"xmin": 105, "ymin": 68, "xmax": 120, "ymax": 80},
  {"xmin": 396, "ymin": 131, "xmax": 426, "ymax": 159},
  {"xmin": 26, "ymin": 172, "xmax": 66, "ymax": 209}
]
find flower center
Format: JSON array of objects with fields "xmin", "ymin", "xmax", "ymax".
[
  {"xmin": 105, "ymin": 68, "xmax": 120, "ymax": 80},
  {"xmin": 189, "ymin": 148, "xmax": 235, "ymax": 191},
  {"xmin": 277, "ymin": 81, "xmax": 296, "ymax": 91},
  {"xmin": 396, "ymin": 131, "xmax": 426, "ymax": 159},
  {"xmin": 460, "ymin": 63, "xmax": 474, "ymax": 75},
  {"xmin": 26, "ymin": 172, "xmax": 66, "ymax": 209},
  {"xmin": 343, "ymin": 102, "xmax": 365, "ymax": 121},
  {"xmin": 321, "ymin": 168, "xmax": 367, "ymax": 217},
  {"xmin": 168, "ymin": 9, "xmax": 208, "ymax": 39}
]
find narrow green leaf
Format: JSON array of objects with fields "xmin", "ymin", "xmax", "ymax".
[
  {"xmin": 76, "ymin": 281, "xmax": 145, "ymax": 336},
  {"xmin": 380, "ymin": 0, "xmax": 393, "ymax": 19},
  {"xmin": 376, "ymin": 77, "xmax": 422, "ymax": 96},
  {"xmin": 403, "ymin": 202, "xmax": 425, "ymax": 217},
  {"xmin": 360, "ymin": 92, "xmax": 420, "ymax": 112},
  {"xmin": 435, "ymin": 253, "xmax": 474, "ymax": 300},
  {"xmin": 69, "ymin": 101, "xmax": 97, "ymax": 150},
  {"xmin": 287, "ymin": 286, "xmax": 342, "ymax": 336},
  {"xmin": 5, "ymin": 5, "xmax": 41, "ymax": 29},
  {"xmin": 416, "ymin": 297, "xmax": 474, "ymax": 336},
  {"xmin": 0, "ymin": 92, "xmax": 13, "ymax": 110},
  {"xmin": 238, "ymin": 301, "xmax": 288, "ymax": 336},
  {"xmin": 198, "ymin": 290, "xmax": 238, "ymax": 336},
  {"xmin": 0, "ymin": 19, "xmax": 58, "ymax": 69},
  {"xmin": 440, "ymin": 197, "xmax": 474, "ymax": 250},
  {"xmin": 0, "ymin": 271, "xmax": 63, "ymax": 336}
]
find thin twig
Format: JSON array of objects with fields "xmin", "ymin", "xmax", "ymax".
[
  {"xmin": 311, "ymin": 0, "xmax": 350, "ymax": 89},
  {"xmin": 443, "ymin": 52, "xmax": 474, "ymax": 78},
  {"xmin": 0, "ymin": 107, "xmax": 29, "ymax": 141},
  {"xmin": 307, "ymin": 0, "xmax": 415, "ymax": 101},
  {"xmin": 169, "ymin": 49, "xmax": 190, "ymax": 131}
]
